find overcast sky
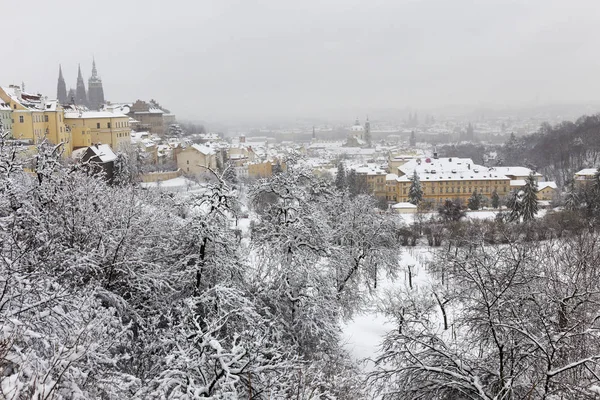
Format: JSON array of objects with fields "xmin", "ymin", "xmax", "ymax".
[{"xmin": 3, "ymin": 0, "xmax": 600, "ymax": 122}]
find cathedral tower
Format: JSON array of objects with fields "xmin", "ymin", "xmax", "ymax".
[
  {"xmin": 57, "ymin": 65, "xmax": 67, "ymax": 104},
  {"xmin": 87, "ymin": 58, "xmax": 105, "ymax": 110},
  {"xmin": 75, "ymin": 64, "xmax": 88, "ymax": 107}
]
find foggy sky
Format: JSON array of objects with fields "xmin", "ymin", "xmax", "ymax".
[{"xmin": 4, "ymin": 0, "xmax": 600, "ymax": 122}]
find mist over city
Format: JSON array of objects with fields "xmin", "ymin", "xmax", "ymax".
[{"xmin": 3, "ymin": 1, "xmax": 600, "ymax": 399}]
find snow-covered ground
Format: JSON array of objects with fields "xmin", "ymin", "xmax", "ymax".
[
  {"xmin": 342, "ymin": 247, "xmax": 434, "ymax": 371},
  {"xmin": 396, "ymin": 209, "xmax": 548, "ymax": 225},
  {"xmin": 140, "ymin": 176, "xmax": 202, "ymax": 192}
]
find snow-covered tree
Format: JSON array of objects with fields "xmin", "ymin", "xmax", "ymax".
[
  {"xmin": 467, "ymin": 189, "xmax": 482, "ymax": 210},
  {"xmin": 370, "ymin": 234, "xmax": 600, "ymax": 399},
  {"xmin": 335, "ymin": 161, "xmax": 346, "ymax": 190},
  {"xmin": 521, "ymin": 172, "xmax": 539, "ymax": 222},
  {"xmin": 408, "ymin": 170, "xmax": 423, "ymax": 205}
]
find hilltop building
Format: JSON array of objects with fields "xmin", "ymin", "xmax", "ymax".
[
  {"xmin": 75, "ymin": 65, "xmax": 88, "ymax": 107},
  {"xmin": 0, "ymin": 85, "xmax": 72, "ymax": 156},
  {"xmin": 57, "ymin": 61, "xmax": 106, "ymax": 110},
  {"xmin": 57, "ymin": 65, "xmax": 67, "ymax": 105},
  {"xmin": 87, "ymin": 59, "xmax": 105, "ymax": 110},
  {"xmin": 63, "ymin": 108, "xmax": 130, "ymax": 151}
]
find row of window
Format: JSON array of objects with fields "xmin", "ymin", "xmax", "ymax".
[{"xmin": 95, "ymin": 121, "xmax": 129, "ymax": 129}]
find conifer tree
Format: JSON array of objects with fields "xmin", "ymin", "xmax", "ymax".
[
  {"xmin": 564, "ymin": 179, "xmax": 579, "ymax": 211},
  {"xmin": 467, "ymin": 189, "xmax": 481, "ymax": 210},
  {"xmin": 491, "ymin": 189, "xmax": 500, "ymax": 209},
  {"xmin": 521, "ymin": 172, "xmax": 539, "ymax": 222},
  {"xmin": 408, "ymin": 171, "xmax": 423, "ymax": 205}
]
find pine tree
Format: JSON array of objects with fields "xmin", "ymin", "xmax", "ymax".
[
  {"xmin": 564, "ymin": 180, "xmax": 579, "ymax": 211},
  {"xmin": 491, "ymin": 189, "xmax": 500, "ymax": 209},
  {"xmin": 335, "ymin": 162, "xmax": 346, "ymax": 190},
  {"xmin": 506, "ymin": 189, "xmax": 521, "ymax": 222},
  {"xmin": 408, "ymin": 171, "xmax": 423, "ymax": 205},
  {"xmin": 521, "ymin": 172, "xmax": 539, "ymax": 222},
  {"xmin": 468, "ymin": 189, "xmax": 481, "ymax": 210}
]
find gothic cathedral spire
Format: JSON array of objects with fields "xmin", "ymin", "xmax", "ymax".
[
  {"xmin": 88, "ymin": 58, "xmax": 105, "ymax": 110},
  {"xmin": 57, "ymin": 64, "xmax": 67, "ymax": 105},
  {"xmin": 75, "ymin": 64, "xmax": 88, "ymax": 107}
]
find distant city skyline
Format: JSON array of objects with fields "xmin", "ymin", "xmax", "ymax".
[{"xmin": 4, "ymin": 0, "xmax": 600, "ymax": 122}]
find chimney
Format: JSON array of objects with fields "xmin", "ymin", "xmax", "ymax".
[{"xmin": 433, "ymin": 146, "xmax": 438, "ymax": 159}]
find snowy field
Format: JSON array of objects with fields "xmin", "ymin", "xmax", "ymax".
[
  {"xmin": 140, "ymin": 176, "xmax": 203, "ymax": 192},
  {"xmin": 342, "ymin": 247, "xmax": 433, "ymax": 371},
  {"xmin": 396, "ymin": 208, "xmax": 548, "ymax": 225}
]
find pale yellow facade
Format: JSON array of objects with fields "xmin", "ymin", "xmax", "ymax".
[
  {"xmin": 176, "ymin": 145, "xmax": 217, "ymax": 175},
  {"xmin": 0, "ymin": 86, "xmax": 72, "ymax": 156},
  {"xmin": 64, "ymin": 112, "xmax": 130, "ymax": 151},
  {"xmin": 0, "ymin": 102, "xmax": 12, "ymax": 135},
  {"xmin": 385, "ymin": 177, "xmax": 511, "ymax": 204},
  {"xmin": 248, "ymin": 159, "xmax": 286, "ymax": 179}
]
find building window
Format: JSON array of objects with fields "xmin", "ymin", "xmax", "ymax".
[
  {"xmin": 107, "ymin": 122, "xmax": 111, "ymax": 129},
  {"xmin": 187, "ymin": 160, "xmax": 189, "ymax": 164},
  {"xmin": 45, "ymin": 115, "xmax": 48, "ymax": 122},
  {"xmin": 13, "ymin": 104, "xmax": 16, "ymax": 109},
  {"xmin": 19, "ymin": 116, "xmax": 23, "ymax": 123},
  {"xmin": 97, "ymin": 123, "xmax": 100, "ymax": 129}
]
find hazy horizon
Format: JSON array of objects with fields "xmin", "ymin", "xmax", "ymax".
[{"xmin": 4, "ymin": 0, "xmax": 600, "ymax": 122}]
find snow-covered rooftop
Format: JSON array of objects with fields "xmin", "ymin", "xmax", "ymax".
[
  {"xmin": 191, "ymin": 143, "xmax": 216, "ymax": 155},
  {"xmin": 575, "ymin": 168, "xmax": 598, "ymax": 176},
  {"xmin": 397, "ymin": 157, "xmax": 511, "ymax": 182},
  {"xmin": 86, "ymin": 144, "xmax": 117, "ymax": 163},
  {"xmin": 492, "ymin": 166, "xmax": 542, "ymax": 178},
  {"xmin": 64, "ymin": 111, "xmax": 128, "ymax": 119},
  {"xmin": 538, "ymin": 181, "xmax": 558, "ymax": 190}
]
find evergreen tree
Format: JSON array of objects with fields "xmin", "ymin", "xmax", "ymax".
[
  {"xmin": 508, "ymin": 173, "xmax": 539, "ymax": 223},
  {"xmin": 408, "ymin": 171, "xmax": 423, "ymax": 205},
  {"xmin": 335, "ymin": 162, "xmax": 347, "ymax": 190},
  {"xmin": 564, "ymin": 179, "xmax": 579, "ymax": 211},
  {"xmin": 521, "ymin": 172, "xmax": 539, "ymax": 222},
  {"xmin": 491, "ymin": 189, "xmax": 500, "ymax": 209},
  {"xmin": 467, "ymin": 189, "xmax": 481, "ymax": 210},
  {"xmin": 506, "ymin": 189, "xmax": 521, "ymax": 222},
  {"xmin": 438, "ymin": 199, "xmax": 465, "ymax": 221}
]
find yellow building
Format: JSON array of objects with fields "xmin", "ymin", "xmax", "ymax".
[
  {"xmin": 537, "ymin": 182, "xmax": 558, "ymax": 201},
  {"xmin": 385, "ymin": 157, "xmax": 511, "ymax": 205},
  {"xmin": 248, "ymin": 158, "xmax": 286, "ymax": 179},
  {"xmin": 574, "ymin": 168, "xmax": 597, "ymax": 188},
  {"xmin": 0, "ymin": 102, "xmax": 12, "ymax": 135},
  {"xmin": 0, "ymin": 85, "xmax": 72, "ymax": 156},
  {"xmin": 64, "ymin": 111, "xmax": 130, "ymax": 151},
  {"xmin": 176, "ymin": 144, "xmax": 218, "ymax": 175},
  {"xmin": 353, "ymin": 164, "xmax": 388, "ymax": 199}
]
